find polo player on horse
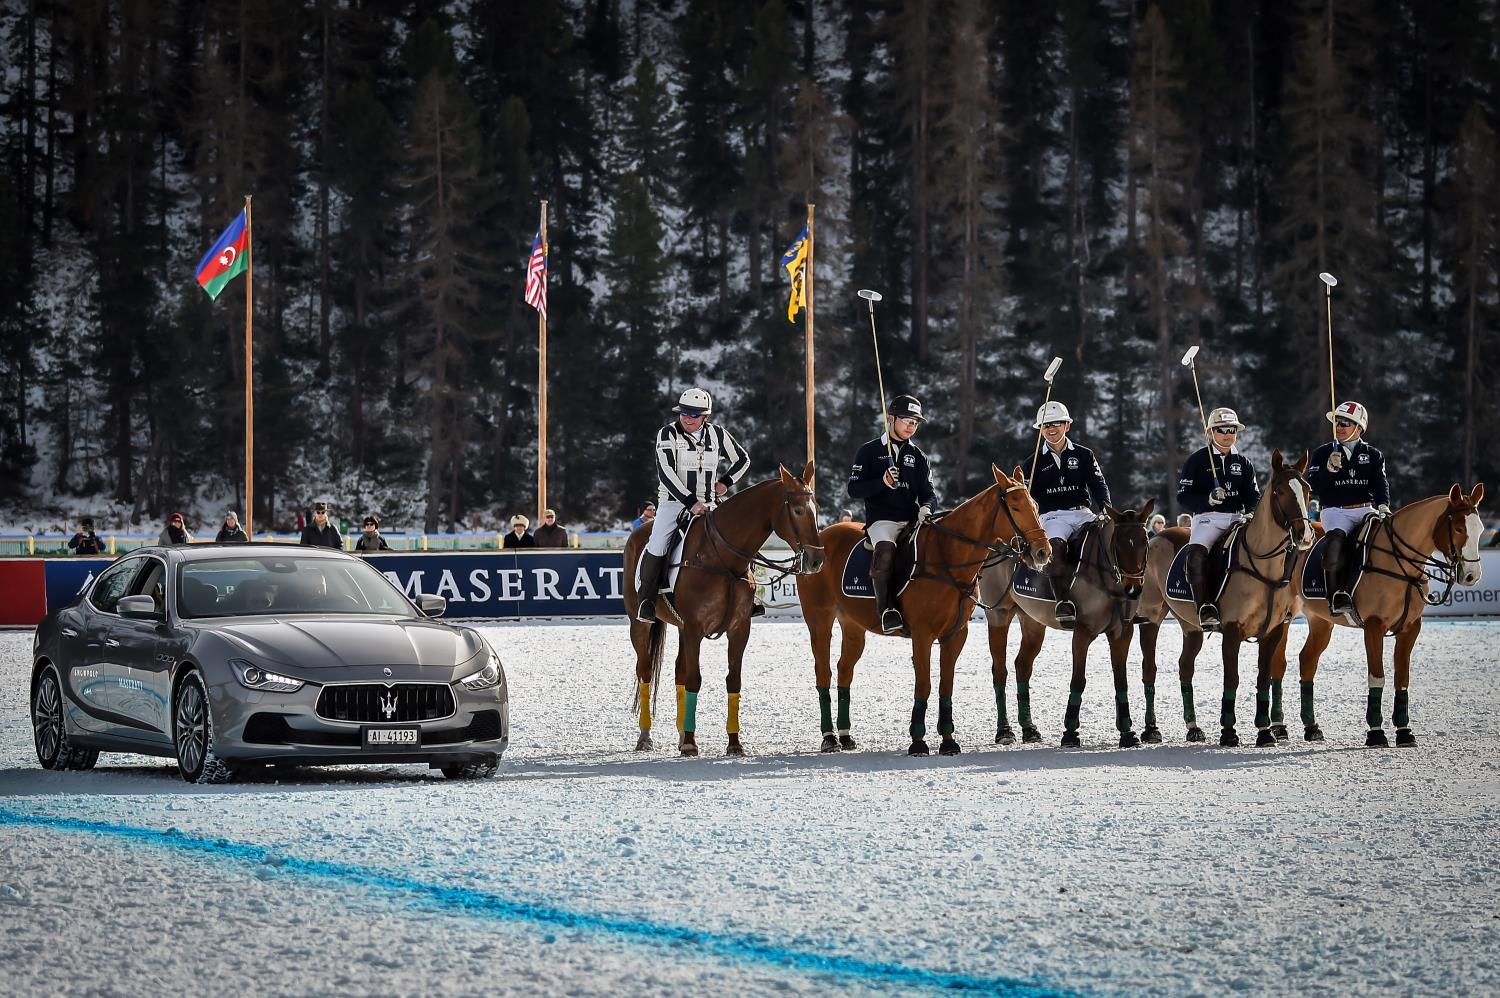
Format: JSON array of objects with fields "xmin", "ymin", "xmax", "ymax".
[
  {"xmin": 1177, "ymin": 406, "xmax": 1261, "ymax": 627},
  {"xmin": 1307, "ymin": 400, "xmax": 1391, "ymax": 617}
]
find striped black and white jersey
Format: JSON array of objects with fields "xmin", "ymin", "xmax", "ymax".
[{"xmin": 655, "ymin": 422, "xmax": 750, "ymax": 505}]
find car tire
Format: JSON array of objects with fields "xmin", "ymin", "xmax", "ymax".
[
  {"xmin": 173, "ymin": 671, "xmax": 236, "ymax": 785},
  {"xmin": 441, "ymin": 755, "xmax": 498, "ymax": 780},
  {"xmin": 32, "ymin": 664, "xmax": 99, "ymax": 772}
]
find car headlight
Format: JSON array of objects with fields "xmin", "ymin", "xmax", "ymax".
[
  {"xmin": 458, "ymin": 652, "xmax": 502, "ymax": 691},
  {"xmin": 230, "ymin": 658, "xmax": 305, "ymax": 693}
]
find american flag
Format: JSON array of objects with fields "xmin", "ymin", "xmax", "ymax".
[{"xmin": 524, "ymin": 229, "xmax": 548, "ymax": 319}]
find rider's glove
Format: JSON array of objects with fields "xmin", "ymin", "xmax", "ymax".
[
  {"xmin": 1377, "ymin": 503, "xmax": 1391, "ymax": 515},
  {"xmin": 916, "ymin": 505, "xmax": 932, "ymax": 525},
  {"xmin": 1207, "ymin": 491, "xmax": 1225, "ymax": 507}
]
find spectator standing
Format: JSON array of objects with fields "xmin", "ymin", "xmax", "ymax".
[
  {"xmin": 503, "ymin": 515, "xmax": 536, "ymax": 549},
  {"xmin": 533, "ymin": 509, "xmax": 569, "ymax": 548},
  {"xmin": 158, "ymin": 512, "xmax": 193, "ymax": 546},
  {"xmin": 1147, "ymin": 513, "xmax": 1167, "ymax": 536},
  {"xmin": 354, "ymin": 514, "xmax": 392, "ymax": 552},
  {"xmin": 295, "ymin": 509, "xmax": 306, "ymax": 532},
  {"xmin": 300, "ymin": 501, "xmax": 343, "ymax": 549},
  {"xmin": 837, "ymin": 509, "xmax": 854, "ymax": 524},
  {"xmin": 215, "ymin": 511, "xmax": 249, "ymax": 543},
  {"xmin": 630, "ymin": 501, "xmax": 656, "ymax": 531},
  {"xmin": 1176, "ymin": 513, "xmax": 1192, "ymax": 529},
  {"xmin": 68, "ymin": 517, "xmax": 105, "ymax": 555}
]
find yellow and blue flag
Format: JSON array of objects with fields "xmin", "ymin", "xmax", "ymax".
[{"xmin": 780, "ymin": 225, "xmax": 809, "ymax": 323}]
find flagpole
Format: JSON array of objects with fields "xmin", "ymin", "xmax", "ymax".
[
  {"xmin": 244, "ymin": 194, "xmax": 254, "ymax": 539},
  {"xmin": 804, "ymin": 203, "xmax": 815, "ymax": 484},
  {"xmin": 537, "ymin": 200, "xmax": 548, "ymax": 526}
]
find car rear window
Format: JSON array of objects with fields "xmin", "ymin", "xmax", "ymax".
[{"xmin": 178, "ymin": 556, "xmax": 419, "ymax": 619}]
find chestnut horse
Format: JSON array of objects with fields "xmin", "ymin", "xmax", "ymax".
[
  {"xmin": 1137, "ymin": 450, "xmax": 1316, "ymax": 747},
  {"xmin": 624, "ymin": 462, "xmax": 825, "ymax": 756},
  {"xmin": 976, "ymin": 502, "xmax": 1155, "ymax": 748},
  {"xmin": 797, "ymin": 465, "xmax": 1050, "ymax": 756},
  {"xmin": 1289, "ymin": 484, "xmax": 1485, "ymax": 747}
]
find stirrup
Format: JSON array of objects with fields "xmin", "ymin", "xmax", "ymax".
[
  {"xmin": 636, "ymin": 598, "xmax": 657, "ymax": 623},
  {"xmin": 1197, "ymin": 603, "xmax": 1220, "ymax": 627},
  {"xmin": 749, "ymin": 601, "xmax": 766, "ymax": 619},
  {"xmin": 1054, "ymin": 600, "xmax": 1077, "ymax": 629},
  {"xmin": 880, "ymin": 608, "xmax": 905, "ymax": 634},
  {"xmin": 1330, "ymin": 591, "xmax": 1353, "ymax": 616}
]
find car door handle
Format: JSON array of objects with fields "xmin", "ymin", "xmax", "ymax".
[
  {"xmin": 104, "ymin": 638, "xmax": 121, "ymax": 648},
  {"xmin": 62, "ymin": 628, "xmax": 79, "ymax": 637}
]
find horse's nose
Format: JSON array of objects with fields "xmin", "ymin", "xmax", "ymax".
[
  {"xmin": 1030, "ymin": 542, "xmax": 1052, "ymax": 570},
  {"xmin": 803, "ymin": 551, "xmax": 826, "ymax": 574}
]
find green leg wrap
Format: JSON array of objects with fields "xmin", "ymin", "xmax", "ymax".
[
  {"xmin": 1182, "ymin": 683, "xmax": 1197, "ymax": 726},
  {"xmin": 683, "ymin": 690, "xmax": 698, "ymax": 734},
  {"xmin": 1017, "ymin": 682, "xmax": 1033, "ymax": 729},
  {"xmin": 1220, "ymin": 688, "xmax": 1237, "ymax": 730},
  {"xmin": 1300, "ymin": 680, "xmax": 1316, "ymax": 726},
  {"xmin": 817, "ymin": 686, "xmax": 833, "ymax": 735},
  {"xmin": 1064, "ymin": 690, "xmax": 1082, "ymax": 733},
  {"xmin": 994, "ymin": 681, "xmax": 1010, "ymax": 731},
  {"xmin": 1393, "ymin": 688, "xmax": 1410, "ymax": 729},
  {"xmin": 837, "ymin": 686, "xmax": 852, "ymax": 731},
  {"xmin": 909, "ymin": 698, "xmax": 928, "ymax": 740},
  {"xmin": 1254, "ymin": 690, "xmax": 1271, "ymax": 729},
  {"xmin": 1114, "ymin": 690, "xmax": 1131, "ymax": 732},
  {"xmin": 1143, "ymin": 683, "xmax": 1157, "ymax": 728},
  {"xmin": 1366, "ymin": 685, "xmax": 1383, "ymax": 729},
  {"xmin": 1270, "ymin": 679, "xmax": 1284, "ymax": 724},
  {"xmin": 938, "ymin": 696, "xmax": 954, "ymax": 737}
]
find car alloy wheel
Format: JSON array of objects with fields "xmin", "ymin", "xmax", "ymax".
[
  {"xmin": 32, "ymin": 665, "xmax": 97, "ymax": 771},
  {"xmin": 173, "ymin": 672, "xmax": 234, "ymax": 784}
]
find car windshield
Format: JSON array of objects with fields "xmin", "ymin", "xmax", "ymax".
[{"xmin": 177, "ymin": 556, "xmax": 419, "ymax": 619}]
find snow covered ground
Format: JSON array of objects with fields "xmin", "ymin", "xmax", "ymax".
[{"xmin": 2, "ymin": 617, "xmax": 1497, "ymax": 996}]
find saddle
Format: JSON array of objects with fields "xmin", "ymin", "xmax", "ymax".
[
  {"xmin": 633, "ymin": 516, "xmax": 696, "ymax": 597},
  {"xmin": 1012, "ymin": 524, "xmax": 1096, "ymax": 602},
  {"xmin": 1165, "ymin": 521, "xmax": 1244, "ymax": 608},
  {"xmin": 1300, "ymin": 515, "xmax": 1378, "ymax": 604},
  {"xmin": 841, "ymin": 526, "xmax": 920, "ymax": 601}
]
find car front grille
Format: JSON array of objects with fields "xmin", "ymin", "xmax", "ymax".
[{"xmin": 315, "ymin": 683, "xmax": 455, "ymax": 723}]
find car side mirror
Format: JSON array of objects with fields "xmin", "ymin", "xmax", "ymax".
[
  {"xmin": 416, "ymin": 594, "xmax": 447, "ymax": 617},
  {"xmin": 119, "ymin": 595, "xmax": 162, "ymax": 620}
]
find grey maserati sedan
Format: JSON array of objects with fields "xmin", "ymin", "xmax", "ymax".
[{"xmin": 30, "ymin": 544, "xmax": 508, "ymax": 783}]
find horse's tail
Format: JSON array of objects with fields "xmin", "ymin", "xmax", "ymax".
[{"xmin": 631, "ymin": 619, "xmax": 669, "ymax": 721}]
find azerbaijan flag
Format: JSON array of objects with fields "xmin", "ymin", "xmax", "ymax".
[{"xmin": 195, "ymin": 211, "xmax": 249, "ymax": 300}]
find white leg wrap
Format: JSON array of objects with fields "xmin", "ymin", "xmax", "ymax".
[{"xmin": 1367, "ymin": 675, "xmax": 1386, "ymax": 689}]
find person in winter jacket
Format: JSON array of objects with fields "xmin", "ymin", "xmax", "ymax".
[
  {"xmin": 68, "ymin": 517, "xmax": 106, "ymax": 555},
  {"xmin": 503, "ymin": 515, "xmax": 536, "ymax": 549},
  {"xmin": 299, "ymin": 501, "xmax": 343, "ymax": 549},
  {"xmin": 354, "ymin": 514, "xmax": 392, "ymax": 552},
  {"xmin": 215, "ymin": 510, "xmax": 249, "ymax": 543},
  {"xmin": 158, "ymin": 512, "xmax": 193, "ymax": 546},
  {"xmin": 533, "ymin": 509, "xmax": 569, "ymax": 548}
]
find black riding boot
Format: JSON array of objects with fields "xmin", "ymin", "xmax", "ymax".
[
  {"xmin": 1184, "ymin": 543, "xmax": 1218, "ymax": 628},
  {"xmin": 636, "ymin": 551, "xmax": 666, "ymax": 623},
  {"xmin": 1045, "ymin": 536, "xmax": 1076, "ymax": 629},
  {"xmin": 871, "ymin": 541, "xmax": 903, "ymax": 634},
  {"xmin": 1323, "ymin": 529, "xmax": 1352, "ymax": 616}
]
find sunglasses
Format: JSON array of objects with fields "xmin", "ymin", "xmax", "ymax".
[
  {"xmin": 681, "ymin": 411, "xmax": 707, "ymax": 418},
  {"xmin": 1334, "ymin": 419, "xmax": 1357, "ymax": 428},
  {"xmin": 363, "ymin": 521, "xmax": 377, "ymax": 527},
  {"xmin": 1212, "ymin": 427, "xmax": 1238, "ymax": 435},
  {"xmin": 1042, "ymin": 421, "xmax": 1068, "ymax": 429}
]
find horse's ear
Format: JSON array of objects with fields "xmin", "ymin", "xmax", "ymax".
[
  {"xmin": 1103, "ymin": 503, "xmax": 1121, "ymax": 521},
  {"xmin": 779, "ymin": 464, "xmax": 796, "ymax": 486},
  {"xmin": 801, "ymin": 460, "xmax": 815, "ymax": 486},
  {"xmin": 1271, "ymin": 448, "xmax": 1283, "ymax": 470},
  {"xmin": 992, "ymin": 464, "xmax": 1009, "ymax": 486},
  {"xmin": 1470, "ymin": 483, "xmax": 1486, "ymax": 506},
  {"xmin": 1449, "ymin": 484, "xmax": 1463, "ymax": 503},
  {"xmin": 1295, "ymin": 450, "xmax": 1309, "ymax": 474},
  {"xmin": 1140, "ymin": 497, "xmax": 1156, "ymax": 520}
]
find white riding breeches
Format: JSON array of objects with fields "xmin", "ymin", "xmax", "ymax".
[
  {"xmin": 1319, "ymin": 505, "xmax": 1373, "ymax": 535},
  {"xmin": 1189, "ymin": 511, "xmax": 1241, "ymax": 548},
  {"xmin": 646, "ymin": 499, "xmax": 689, "ymax": 556},
  {"xmin": 867, "ymin": 520, "xmax": 904, "ymax": 545},
  {"xmin": 1041, "ymin": 508, "xmax": 1095, "ymax": 541}
]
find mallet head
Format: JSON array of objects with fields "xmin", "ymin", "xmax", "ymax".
[
  {"xmin": 857, "ymin": 289, "xmax": 883, "ymax": 302},
  {"xmin": 1319, "ymin": 272, "xmax": 1338, "ymax": 288},
  {"xmin": 1180, "ymin": 345, "xmax": 1200, "ymax": 367},
  {"xmin": 1044, "ymin": 357, "xmax": 1063, "ymax": 383}
]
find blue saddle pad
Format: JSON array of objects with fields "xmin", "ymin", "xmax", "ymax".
[
  {"xmin": 1165, "ymin": 547, "xmax": 1193, "ymax": 602},
  {"xmin": 1012, "ymin": 564, "xmax": 1052, "ymax": 601},
  {"xmin": 840, "ymin": 532, "xmax": 919, "ymax": 600},
  {"xmin": 1165, "ymin": 529, "xmax": 1239, "ymax": 605},
  {"xmin": 1301, "ymin": 535, "xmax": 1330, "ymax": 599}
]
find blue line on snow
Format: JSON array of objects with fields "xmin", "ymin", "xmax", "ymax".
[{"xmin": 0, "ymin": 807, "xmax": 1078, "ymax": 997}]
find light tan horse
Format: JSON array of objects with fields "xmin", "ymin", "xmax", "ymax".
[
  {"xmin": 1289, "ymin": 484, "xmax": 1485, "ymax": 746},
  {"xmin": 1137, "ymin": 450, "xmax": 1316, "ymax": 746},
  {"xmin": 796, "ymin": 465, "xmax": 1050, "ymax": 755}
]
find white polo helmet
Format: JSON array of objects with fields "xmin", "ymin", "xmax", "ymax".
[
  {"xmin": 673, "ymin": 387, "xmax": 712, "ymax": 414},
  {"xmin": 1033, "ymin": 401, "xmax": 1072, "ymax": 428},
  {"xmin": 1326, "ymin": 400, "xmax": 1368, "ymax": 431},
  {"xmin": 1206, "ymin": 406, "xmax": 1245, "ymax": 430}
]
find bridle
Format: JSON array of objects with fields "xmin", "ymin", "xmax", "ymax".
[
  {"xmin": 1357, "ymin": 498, "xmax": 1474, "ymax": 632},
  {"xmin": 916, "ymin": 482, "xmax": 1049, "ymax": 613},
  {"xmin": 700, "ymin": 486, "xmax": 824, "ymax": 583}
]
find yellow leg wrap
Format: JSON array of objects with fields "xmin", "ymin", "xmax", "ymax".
[
  {"xmin": 727, "ymin": 692, "xmax": 741, "ymax": 735},
  {"xmin": 638, "ymin": 680, "xmax": 652, "ymax": 731},
  {"xmin": 676, "ymin": 684, "xmax": 686, "ymax": 733}
]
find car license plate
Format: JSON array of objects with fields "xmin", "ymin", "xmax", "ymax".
[{"xmin": 363, "ymin": 726, "xmax": 420, "ymax": 749}]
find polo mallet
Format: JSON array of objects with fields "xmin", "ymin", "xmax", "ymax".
[
  {"xmin": 1180, "ymin": 345, "xmax": 1226, "ymax": 504},
  {"xmin": 1027, "ymin": 356, "xmax": 1065, "ymax": 487},
  {"xmin": 858, "ymin": 289, "xmax": 896, "ymax": 471},
  {"xmin": 1319, "ymin": 272, "xmax": 1343, "ymax": 472}
]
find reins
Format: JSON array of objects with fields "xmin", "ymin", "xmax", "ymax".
[
  {"xmin": 913, "ymin": 483, "xmax": 1046, "ymax": 617},
  {"xmin": 1353, "ymin": 501, "xmax": 1468, "ymax": 634}
]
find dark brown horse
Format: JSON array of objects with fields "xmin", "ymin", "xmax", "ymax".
[
  {"xmin": 976, "ymin": 502, "xmax": 1155, "ymax": 748},
  {"xmin": 1290, "ymin": 484, "xmax": 1485, "ymax": 746},
  {"xmin": 796, "ymin": 465, "xmax": 1050, "ymax": 756},
  {"xmin": 624, "ymin": 462, "xmax": 825, "ymax": 756},
  {"xmin": 1137, "ymin": 450, "xmax": 1315, "ymax": 747}
]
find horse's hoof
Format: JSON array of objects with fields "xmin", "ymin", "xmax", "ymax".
[
  {"xmin": 1119, "ymin": 730, "xmax": 1140, "ymax": 749},
  {"xmin": 908, "ymin": 740, "xmax": 930, "ymax": 756},
  {"xmin": 838, "ymin": 734, "xmax": 857, "ymax": 750},
  {"xmin": 996, "ymin": 725, "xmax": 1015, "ymax": 745},
  {"xmin": 726, "ymin": 742, "xmax": 746, "ymax": 757},
  {"xmin": 680, "ymin": 745, "xmax": 699, "ymax": 757},
  {"xmin": 939, "ymin": 738, "xmax": 961, "ymax": 756},
  {"xmin": 1365, "ymin": 728, "xmax": 1389, "ymax": 748},
  {"xmin": 1060, "ymin": 731, "xmax": 1081, "ymax": 749},
  {"xmin": 635, "ymin": 732, "xmax": 652, "ymax": 752},
  {"xmin": 821, "ymin": 734, "xmax": 840, "ymax": 753},
  {"xmin": 1021, "ymin": 726, "xmax": 1042, "ymax": 744},
  {"xmin": 1142, "ymin": 726, "xmax": 1162, "ymax": 745},
  {"xmin": 1255, "ymin": 728, "xmax": 1277, "ymax": 748},
  {"xmin": 1219, "ymin": 729, "xmax": 1240, "ymax": 748},
  {"xmin": 1271, "ymin": 723, "xmax": 1289, "ymax": 742},
  {"xmin": 1304, "ymin": 724, "xmax": 1325, "ymax": 743},
  {"xmin": 1186, "ymin": 726, "xmax": 1206, "ymax": 743},
  {"xmin": 1396, "ymin": 727, "xmax": 1417, "ymax": 747}
]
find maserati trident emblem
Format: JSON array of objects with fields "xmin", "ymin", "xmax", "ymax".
[
  {"xmin": 382, "ymin": 667, "xmax": 393, "ymax": 677},
  {"xmin": 379, "ymin": 692, "xmax": 397, "ymax": 720}
]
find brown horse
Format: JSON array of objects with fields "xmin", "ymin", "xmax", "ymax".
[
  {"xmin": 624, "ymin": 462, "xmax": 825, "ymax": 756},
  {"xmin": 797, "ymin": 465, "xmax": 1050, "ymax": 756},
  {"xmin": 976, "ymin": 502, "xmax": 1155, "ymax": 748},
  {"xmin": 1290, "ymin": 484, "xmax": 1485, "ymax": 746},
  {"xmin": 1137, "ymin": 449, "xmax": 1316, "ymax": 747}
]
